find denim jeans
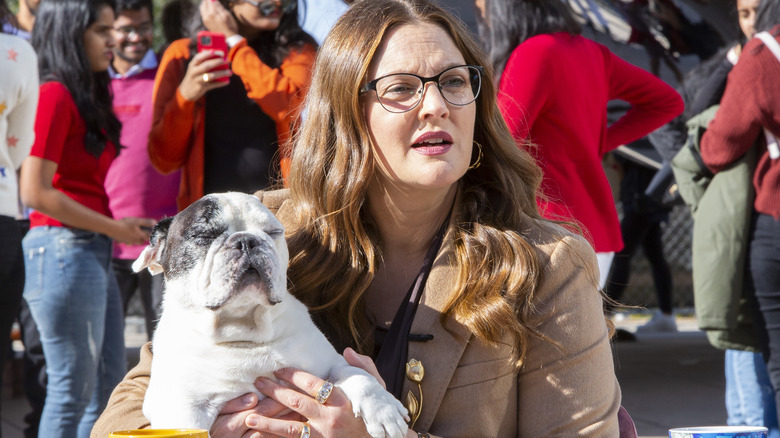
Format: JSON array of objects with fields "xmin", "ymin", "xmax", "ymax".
[
  {"xmin": 725, "ymin": 349, "xmax": 779, "ymax": 438},
  {"xmin": 22, "ymin": 226, "xmax": 126, "ymax": 438}
]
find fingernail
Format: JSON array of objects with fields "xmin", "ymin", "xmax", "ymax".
[
  {"xmin": 242, "ymin": 393, "xmax": 256, "ymax": 405},
  {"xmin": 254, "ymin": 377, "xmax": 268, "ymax": 389},
  {"xmin": 246, "ymin": 415, "xmax": 258, "ymax": 427}
]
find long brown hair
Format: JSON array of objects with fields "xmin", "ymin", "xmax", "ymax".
[{"xmin": 286, "ymin": 0, "xmax": 556, "ymax": 368}]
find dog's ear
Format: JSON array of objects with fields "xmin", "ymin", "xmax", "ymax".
[{"xmin": 132, "ymin": 217, "xmax": 173, "ymax": 275}]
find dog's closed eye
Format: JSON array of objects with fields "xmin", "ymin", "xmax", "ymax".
[{"xmin": 187, "ymin": 226, "xmax": 226, "ymax": 243}]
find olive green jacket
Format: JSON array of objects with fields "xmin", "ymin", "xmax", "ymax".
[{"xmin": 672, "ymin": 106, "xmax": 758, "ymax": 351}]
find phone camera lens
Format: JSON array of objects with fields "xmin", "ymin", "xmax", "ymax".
[{"xmin": 200, "ymin": 36, "xmax": 212, "ymax": 45}]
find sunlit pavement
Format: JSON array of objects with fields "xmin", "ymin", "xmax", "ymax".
[{"xmin": 613, "ymin": 314, "xmax": 726, "ymax": 438}]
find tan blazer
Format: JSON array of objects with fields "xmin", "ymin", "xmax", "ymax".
[{"xmin": 92, "ymin": 190, "xmax": 621, "ymax": 438}]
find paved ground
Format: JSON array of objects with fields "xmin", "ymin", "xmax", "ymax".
[
  {"xmin": 614, "ymin": 315, "xmax": 727, "ymax": 437},
  {"xmin": 1, "ymin": 314, "xmax": 729, "ymax": 438}
]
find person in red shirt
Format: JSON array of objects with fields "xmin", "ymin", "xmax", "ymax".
[
  {"xmin": 700, "ymin": 0, "xmax": 780, "ymax": 422},
  {"xmin": 18, "ymin": 0, "xmax": 155, "ymax": 436},
  {"xmin": 475, "ymin": 0, "xmax": 683, "ymax": 289}
]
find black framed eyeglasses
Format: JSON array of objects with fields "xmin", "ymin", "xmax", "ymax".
[
  {"xmin": 359, "ymin": 65, "xmax": 483, "ymax": 113},
  {"xmin": 241, "ymin": 0, "xmax": 294, "ymax": 16}
]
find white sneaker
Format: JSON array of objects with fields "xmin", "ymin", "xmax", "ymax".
[
  {"xmin": 636, "ymin": 311, "xmax": 678, "ymax": 333},
  {"xmin": 610, "ymin": 312, "xmax": 628, "ymax": 323}
]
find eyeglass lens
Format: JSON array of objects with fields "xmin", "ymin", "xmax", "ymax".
[
  {"xmin": 373, "ymin": 65, "xmax": 481, "ymax": 113},
  {"xmin": 256, "ymin": 0, "xmax": 293, "ymax": 16},
  {"xmin": 114, "ymin": 23, "xmax": 153, "ymax": 36},
  {"xmin": 258, "ymin": 0, "xmax": 279, "ymax": 16}
]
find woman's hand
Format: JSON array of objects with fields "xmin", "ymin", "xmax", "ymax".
[
  {"xmin": 200, "ymin": 0, "xmax": 239, "ymax": 38},
  {"xmin": 111, "ymin": 217, "xmax": 157, "ymax": 245},
  {"xmin": 209, "ymin": 392, "xmax": 301, "ymax": 438},
  {"xmin": 178, "ymin": 49, "xmax": 232, "ymax": 101},
  {"xmin": 247, "ymin": 369, "xmax": 373, "ymax": 438}
]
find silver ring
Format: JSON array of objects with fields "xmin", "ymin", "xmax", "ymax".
[
  {"xmin": 315, "ymin": 380, "xmax": 334, "ymax": 404},
  {"xmin": 300, "ymin": 422, "xmax": 310, "ymax": 438},
  {"xmin": 202, "ymin": 73, "xmax": 210, "ymax": 83}
]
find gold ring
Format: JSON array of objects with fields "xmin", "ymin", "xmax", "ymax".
[
  {"xmin": 315, "ymin": 380, "xmax": 334, "ymax": 404},
  {"xmin": 300, "ymin": 422, "xmax": 310, "ymax": 438},
  {"xmin": 202, "ymin": 73, "xmax": 210, "ymax": 83}
]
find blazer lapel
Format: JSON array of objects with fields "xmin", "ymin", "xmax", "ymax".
[{"xmin": 403, "ymin": 226, "xmax": 472, "ymax": 432}]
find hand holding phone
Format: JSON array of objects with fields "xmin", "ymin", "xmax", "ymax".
[{"xmin": 196, "ymin": 31, "xmax": 231, "ymax": 83}]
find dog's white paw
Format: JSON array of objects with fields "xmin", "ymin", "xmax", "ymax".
[{"xmin": 337, "ymin": 374, "xmax": 409, "ymax": 438}]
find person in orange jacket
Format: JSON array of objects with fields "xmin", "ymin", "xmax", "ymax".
[{"xmin": 149, "ymin": 0, "xmax": 315, "ymax": 211}]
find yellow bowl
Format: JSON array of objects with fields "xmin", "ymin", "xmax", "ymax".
[{"xmin": 109, "ymin": 429, "xmax": 209, "ymax": 437}]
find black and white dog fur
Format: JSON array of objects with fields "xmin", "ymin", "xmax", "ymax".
[{"xmin": 133, "ymin": 192, "xmax": 408, "ymax": 437}]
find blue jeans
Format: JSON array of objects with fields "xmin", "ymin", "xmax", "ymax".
[
  {"xmin": 22, "ymin": 226, "xmax": 126, "ymax": 438},
  {"xmin": 725, "ymin": 349, "xmax": 779, "ymax": 438}
]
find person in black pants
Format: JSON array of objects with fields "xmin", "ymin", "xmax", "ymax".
[
  {"xmin": 17, "ymin": 293, "xmax": 46, "ymax": 438},
  {"xmin": 0, "ymin": 216, "xmax": 26, "ymax": 437},
  {"xmin": 606, "ymin": 156, "xmax": 676, "ymax": 333}
]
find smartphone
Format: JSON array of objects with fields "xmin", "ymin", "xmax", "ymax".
[{"xmin": 196, "ymin": 30, "xmax": 230, "ymax": 83}]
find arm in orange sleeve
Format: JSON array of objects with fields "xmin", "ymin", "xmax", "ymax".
[
  {"xmin": 148, "ymin": 39, "xmax": 199, "ymax": 174},
  {"xmin": 227, "ymin": 41, "xmax": 316, "ymax": 128}
]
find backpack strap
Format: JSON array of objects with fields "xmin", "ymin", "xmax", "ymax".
[
  {"xmin": 755, "ymin": 32, "xmax": 780, "ymax": 159},
  {"xmin": 756, "ymin": 31, "xmax": 780, "ymax": 61}
]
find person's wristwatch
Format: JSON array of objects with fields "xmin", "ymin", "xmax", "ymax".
[{"xmin": 417, "ymin": 432, "xmax": 430, "ymax": 438}]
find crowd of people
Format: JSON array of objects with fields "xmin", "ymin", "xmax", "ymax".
[{"xmin": 0, "ymin": 0, "xmax": 778, "ymax": 436}]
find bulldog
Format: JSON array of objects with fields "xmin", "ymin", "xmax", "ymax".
[{"xmin": 132, "ymin": 192, "xmax": 409, "ymax": 437}]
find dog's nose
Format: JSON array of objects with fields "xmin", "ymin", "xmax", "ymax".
[{"xmin": 226, "ymin": 233, "xmax": 261, "ymax": 252}]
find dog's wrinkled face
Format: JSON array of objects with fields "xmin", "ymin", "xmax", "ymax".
[{"xmin": 133, "ymin": 193, "xmax": 288, "ymax": 310}]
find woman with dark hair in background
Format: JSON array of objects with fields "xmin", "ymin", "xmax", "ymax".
[
  {"xmin": 475, "ymin": 0, "xmax": 683, "ymax": 290},
  {"xmin": 701, "ymin": 0, "xmax": 780, "ymax": 424},
  {"xmin": 18, "ymin": 0, "xmax": 156, "ymax": 436},
  {"xmin": 0, "ymin": 0, "xmax": 38, "ymax": 431},
  {"xmin": 149, "ymin": 0, "xmax": 316, "ymax": 212}
]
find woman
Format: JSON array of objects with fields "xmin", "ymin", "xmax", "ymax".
[
  {"xmin": 476, "ymin": 0, "xmax": 684, "ymax": 288},
  {"xmin": 700, "ymin": 0, "xmax": 780, "ymax": 423},
  {"xmin": 92, "ymin": 0, "xmax": 621, "ymax": 436},
  {"xmin": 0, "ymin": 0, "xmax": 37, "ymax": 426},
  {"xmin": 19, "ymin": 0, "xmax": 156, "ymax": 436},
  {"xmin": 149, "ymin": 0, "xmax": 316, "ymax": 211}
]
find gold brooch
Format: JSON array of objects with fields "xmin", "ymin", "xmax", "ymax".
[{"xmin": 405, "ymin": 358, "xmax": 425, "ymax": 428}]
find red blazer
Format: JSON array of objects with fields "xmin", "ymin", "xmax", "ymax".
[{"xmin": 498, "ymin": 33, "xmax": 683, "ymax": 252}]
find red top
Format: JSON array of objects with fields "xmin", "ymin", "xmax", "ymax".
[
  {"xmin": 29, "ymin": 81, "xmax": 117, "ymax": 228},
  {"xmin": 701, "ymin": 26, "xmax": 780, "ymax": 219},
  {"xmin": 498, "ymin": 33, "xmax": 683, "ymax": 252}
]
